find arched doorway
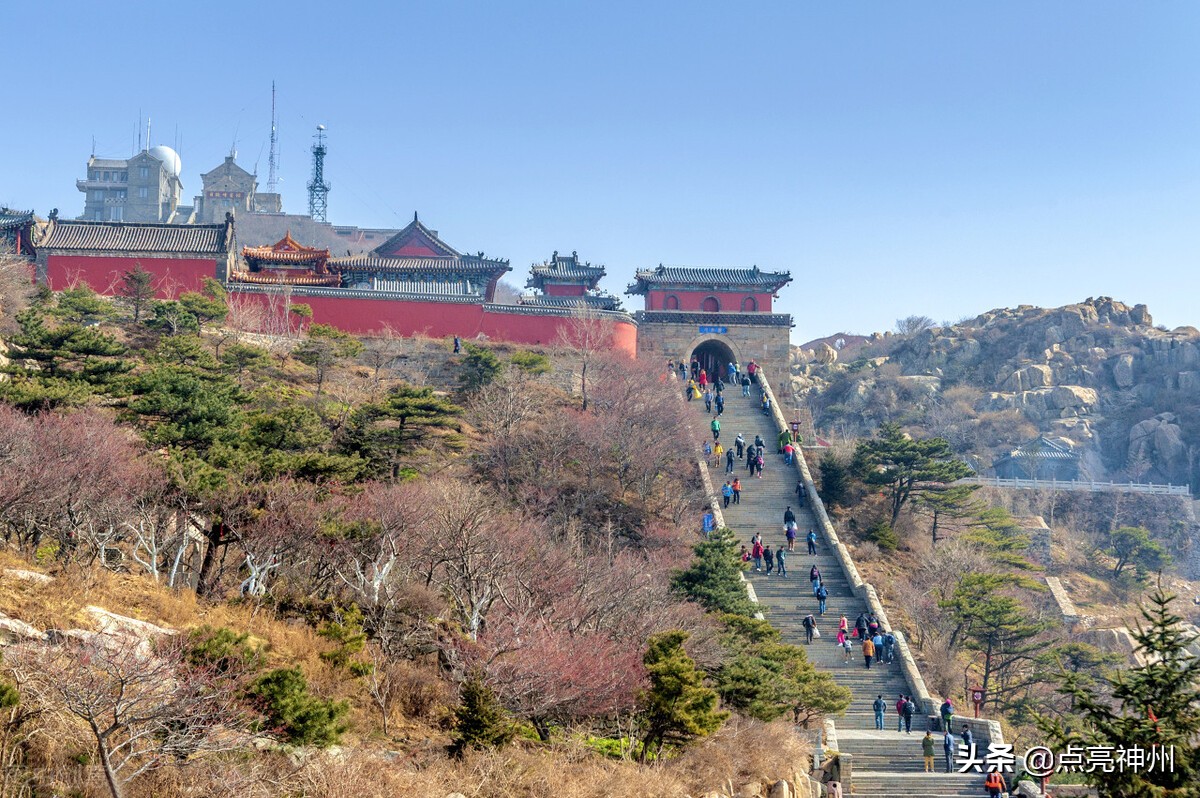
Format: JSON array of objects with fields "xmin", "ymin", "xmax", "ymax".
[{"xmin": 689, "ymin": 338, "xmax": 738, "ymax": 383}]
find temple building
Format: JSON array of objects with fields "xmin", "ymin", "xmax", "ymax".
[
  {"xmin": 327, "ymin": 214, "xmax": 511, "ymax": 300},
  {"xmin": 0, "ymin": 209, "xmax": 37, "ymax": 256},
  {"xmin": 233, "ymin": 232, "xmax": 338, "ymax": 287},
  {"xmin": 627, "ymin": 265, "xmax": 793, "ymax": 378},
  {"xmin": 35, "ymin": 212, "xmax": 237, "ymax": 297},
  {"xmin": 519, "ymin": 250, "xmax": 621, "ymax": 310}
]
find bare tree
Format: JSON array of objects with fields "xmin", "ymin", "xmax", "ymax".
[
  {"xmin": 0, "ymin": 255, "xmax": 36, "ymax": 333},
  {"xmin": 554, "ymin": 309, "xmax": 616, "ymax": 411},
  {"xmin": 895, "ymin": 315, "xmax": 936, "ymax": 336},
  {"xmin": 8, "ymin": 635, "xmax": 252, "ymax": 798}
]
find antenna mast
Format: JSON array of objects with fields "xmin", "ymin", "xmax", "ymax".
[
  {"xmin": 307, "ymin": 125, "xmax": 330, "ymax": 222},
  {"xmin": 267, "ymin": 82, "xmax": 279, "ymax": 194}
]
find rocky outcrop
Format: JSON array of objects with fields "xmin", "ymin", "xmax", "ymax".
[
  {"xmin": 814, "ymin": 342, "xmax": 838, "ymax": 365},
  {"xmin": 84, "ymin": 606, "xmax": 176, "ymax": 639},
  {"xmin": 1128, "ymin": 414, "xmax": 1188, "ymax": 484},
  {"xmin": 1112, "ymin": 353, "xmax": 1134, "ymax": 389}
]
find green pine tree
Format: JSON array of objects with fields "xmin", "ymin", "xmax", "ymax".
[
  {"xmin": 638, "ymin": 630, "xmax": 727, "ymax": 760},
  {"xmin": 448, "ymin": 673, "xmax": 514, "ymax": 757},
  {"xmin": 818, "ymin": 451, "xmax": 851, "ymax": 508},
  {"xmin": 852, "ymin": 422, "xmax": 973, "ymax": 525},
  {"xmin": 1035, "ymin": 590, "xmax": 1200, "ymax": 797},
  {"xmin": 458, "ymin": 342, "xmax": 502, "ymax": 393},
  {"xmin": 670, "ymin": 527, "xmax": 757, "ymax": 616}
]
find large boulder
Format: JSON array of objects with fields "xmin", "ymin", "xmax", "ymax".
[
  {"xmin": 1179, "ymin": 371, "xmax": 1200, "ymax": 392},
  {"xmin": 814, "ymin": 343, "xmax": 838, "ymax": 365},
  {"xmin": 84, "ymin": 607, "xmax": 176, "ymax": 639},
  {"xmin": 1047, "ymin": 385, "xmax": 1098, "ymax": 411},
  {"xmin": 1128, "ymin": 413, "xmax": 1188, "ymax": 483},
  {"xmin": 1112, "ymin": 353, "xmax": 1135, "ymax": 389},
  {"xmin": 0, "ymin": 612, "xmax": 46, "ymax": 643}
]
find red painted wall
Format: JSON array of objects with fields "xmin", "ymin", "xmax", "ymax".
[
  {"xmin": 236, "ymin": 292, "xmax": 638, "ymax": 357},
  {"xmin": 46, "ymin": 255, "xmax": 217, "ymax": 299},
  {"xmin": 645, "ymin": 290, "xmax": 774, "ymax": 312}
]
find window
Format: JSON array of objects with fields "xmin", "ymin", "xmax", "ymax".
[
  {"xmin": 139, "ymin": 166, "xmax": 149, "ymax": 179},
  {"xmin": 701, "ymin": 296, "xmax": 720, "ymax": 312},
  {"xmin": 741, "ymin": 296, "xmax": 758, "ymax": 312},
  {"xmin": 94, "ymin": 210, "xmax": 103, "ymax": 220},
  {"xmin": 110, "ymin": 206, "xmax": 123, "ymax": 221},
  {"xmin": 119, "ymin": 172, "xmax": 127, "ymax": 182},
  {"xmin": 139, "ymin": 187, "xmax": 148, "ymax": 199},
  {"xmin": 663, "ymin": 295, "xmax": 680, "ymax": 310},
  {"xmin": 102, "ymin": 171, "xmax": 111, "ymax": 181}
]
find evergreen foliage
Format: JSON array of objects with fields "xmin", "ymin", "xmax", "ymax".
[
  {"xmin": 864, "ymin": 518, "xmax": 900, "ymax": 551},
  {"xmin": 118, "ymin": 265, "xmax": 156, "ymax": 321},
  {"xmin": 342, "ymin": 385, "xmax": 463, "ymax": 480},
  {"xmin": 1108, "ymin": 526, "xmax": 1171, "ymax": 580},
  {"xmin": 458, "ymin": 343, "xmax": 502, "ymax": 392},
  {"xmin": 817, "ymin": 451, "xmax": 850, "ymax": 508},
  {"xmin": 186, "ymin": 625, "xmax": 262, "ymax": 674},
  {"xmin": 670, "ymin": 527, "xmax": 756, "ymax": 616},
  {"xmin": 295, "ymin": 323, "xmax": 365, "ymax": 396},
  {"xmin": 247, "ymin": 667, "xmax": 349, "ymax": 747},
  {"xmin": 851, "ymin": 422, "xmax": 973, "ymax": 525},
  {"xmin": 1035, "ymin": 590, "xmax": 1200, "ymax": 797},
  {"xmin": 509, "ymin": 349, "xmax": 551, "ymax": 374},
  {"xmin": 638, "ymin": 630, "xmax": 726, "ymax": 759},
  {"xmin": 716, "ymin": 614, "xmax": 851, "ymax": 725},
  {"xmin": 940, "ymin": 573, "xmax": 1050, "ymax": 706},
  {"xmin": 448, "ymin": 673, "xmax": 514, "ymax": 758}
]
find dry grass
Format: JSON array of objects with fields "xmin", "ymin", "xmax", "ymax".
[{"xmin": 123, "ymin": 718, "xmax": 810, "ymax": 798}]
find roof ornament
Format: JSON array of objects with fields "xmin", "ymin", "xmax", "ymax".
[
  {"xmin": 49, "ymin": 208, "xmax": 58, "ymax": 222},
  {"xmin": 413, "ymin": 211, "xmax": 419, "ymax": 222},
  {"xmin": 572, "ymin": 250, "xmax": 577, "ymax": 258}
]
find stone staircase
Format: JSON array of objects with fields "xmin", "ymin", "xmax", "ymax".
[{"xmin": 703, "ymin": 380, "xmax": 984, "ymax": 797}]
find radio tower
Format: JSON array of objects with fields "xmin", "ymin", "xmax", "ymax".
[
  {"xmin": 266, "ymin": 82, "xmax": 279, "ymax": 195},
  {"xmin": 307, "ymin": 125, "xmax": 330, "ymax": 221}
]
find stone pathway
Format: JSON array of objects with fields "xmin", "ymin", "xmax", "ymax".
[{"xmin": 699, "ymin": 378, "xmax": 984, "ymax": 797}]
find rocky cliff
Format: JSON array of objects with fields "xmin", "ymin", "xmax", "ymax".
[{"xmin": 790, "ymin": 297, "xmax": 1200, "ymax": 492}]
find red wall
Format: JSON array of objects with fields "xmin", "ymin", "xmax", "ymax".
[
  {"xmin": 42, "ymin": 253, "xmax": 637, "ymax": 356},
  {"xmin": 238, "ymin": 292, "xmax": 638, "ymax": 357},
  {"xmin": 46, "ymin": 255, "xmax": 217, "ymax": 299},
  {"xmin": 645, "ymin": 290, "xmax": 774, "ymax": 312}
]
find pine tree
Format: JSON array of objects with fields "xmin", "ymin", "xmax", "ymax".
[
  {"xmin": 852, "ymin": 422, "xmax": 973, "ymax": 525},
  {"xmin": 638, "ymin": 630, "xmax": 727, "ymax": 760},
  {"xmin": 940, "ymin": 573, "xmax": 1049, "ymax": 707},
  {"xmin": 118, "ymin": 265, "xmax": 156, "ymax": 322},
  {"xmin": 670, "ymin": 527, "xmax": 757, "ymax": 616},
  {"xmin": 1036, "ymin": 590, "xmax": 1200, "ymax": 797},
  {"xmin": 448, "ymin": 673, "xmax": 514, "ymax": 757},
  {"xmin": 818, "ymin": 451, "xmax": 851, "ymax": 508}
]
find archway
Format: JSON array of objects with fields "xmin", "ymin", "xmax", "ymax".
[{"xmin": 689, "ymin": 338, "xmax": 738, "ymax": 383}]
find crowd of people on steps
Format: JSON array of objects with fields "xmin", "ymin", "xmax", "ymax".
[{"xmin": 678, "ymin": 358, "xmax": 996, "ymax": 792}]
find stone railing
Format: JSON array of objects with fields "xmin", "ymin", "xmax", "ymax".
[{"xmin": 757, "ymin": 368, "xmax": 1004, "ymax": 745}]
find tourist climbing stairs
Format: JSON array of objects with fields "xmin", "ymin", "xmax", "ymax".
[{"xmin": 702, "ymin": 378, "xmax": 984, "ymax": 797}]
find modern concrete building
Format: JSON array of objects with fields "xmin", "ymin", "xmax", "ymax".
[
  {"xmin": 77, "ymin": 146, "xmax": 188, "ymax": 223},
  {"xmin": 194, "ymin": 155, "xmax": 282, "ymax": 224}
]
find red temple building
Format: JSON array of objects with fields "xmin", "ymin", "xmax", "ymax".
[
  {"xmin": 234, "ymin": 232, "xmax": 339, "ymax": 287},
  {"xmin": 0, "ymin": 209, "xmax": 37, "ymax": 257},
  {"xmin": 35, "ymin": 213, "xmax": 236, "ymax": 297},
  {"xmin": 627, "ymin": 265, "xmax": 793, "ymax": 378},
  {"xmin": 519, "ymin": 250, "xmax": 621, "ymax": 310}
]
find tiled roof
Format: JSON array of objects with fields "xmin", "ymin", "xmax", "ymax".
[
  {"xmin": 373, "ymin": 217, "xmax": 462, "ymax": 258},
  {"xmin": 87, "ymin": 158, "xmax": 128, "ymax": 169},
  {"xmin": 229, "ymin": 270, "xmax": 341, "ymax": 287},
  {"xmin": 528, "ymin": 251, "xmax": 606, "ymax": 282},
  {"xmin": 243, "ymin": 231, "xmax": 330, "ymax": 263},
  {"xmin": 1000, "ymin": 435, "xmax": 1079, "ymax": 462},
  {"xmin": 626, "ymin": 264, "xmax": 792, "ymax": 295},
  {"xmin": 0, "ymin": 210, "xmax": 35, "ymax": 231},
  {"xmin": 36, "ymin": 220, "xmax": 230, "ymax": 254},
  {"xmin": 330, "ymin": 254, "xmax": 512, "ymax": 277},
  {"xmin": 518, "ymin": 293, "xmax": 621, "ymax": 310},
  {"xmin": 365, "ymin": 279, "xmax": 483, "ymax": 296}
]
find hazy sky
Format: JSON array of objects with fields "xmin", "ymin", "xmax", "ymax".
[{"xmin": 4, "ymin": 2, "xmax": 1197, "ymax": 343}]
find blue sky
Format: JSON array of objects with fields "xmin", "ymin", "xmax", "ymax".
[{"xmin": 4, "ymin": 1, "xmax": 1197, "ymax": 342}]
